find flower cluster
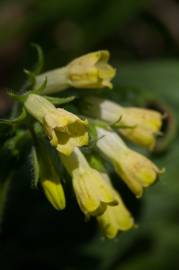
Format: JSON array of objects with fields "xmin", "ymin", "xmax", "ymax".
[{"xmin": 21, "ymin": 50, "xmax": 164, "ymax": 238}]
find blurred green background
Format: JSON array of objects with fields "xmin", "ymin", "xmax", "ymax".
[{"xmin": 0, "ymin": 0, "xmax": 179, "ymax": 269}]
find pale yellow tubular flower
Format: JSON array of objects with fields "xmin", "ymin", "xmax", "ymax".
[
  {"xmin": 35, "ymin": 51, "xmax": 116, "ymax": 94},
  {"xmin": 41, "ymin": 178, "xmax": 66, "ymax": 210},
  {"xmin": 67, "ymin": 50, "xmax": 116, "ymax": 89},
  {"xmin": 82, "ymin": 97, "xmax": 163, "ymax": 150},
  {"xmin": 95, "ymin": 172, "xmax": 134, "ymax": 239},
  {"xmin": 44, "ymin": 108, "xmax": 88, "ymax": 155},
  {"xmin": 24, "ymin": 94, "xmax": 88, "ymax": 155},
  {"xmin": 60, "ymin": 148, "xmax": 117, "ymax": 216},
  {"xmin": 97, "ymin": 189, "xmax": 134, "ymax": 239},
  {"xmin": 96, "ymin": 128, "xmax": 163, "ymax": 198}
]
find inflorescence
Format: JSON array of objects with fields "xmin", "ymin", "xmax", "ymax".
[{"xmin": 3, "ymin": 50, "xmax": 165, "ymax": 239}]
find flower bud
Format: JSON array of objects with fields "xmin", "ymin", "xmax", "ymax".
[
  {"xmin": 41, "ymin": 178, "xmax": 66, "ymax": 210},
  {"xmin": 33, "ymin": 142, "xmax": 66, "ymax": 210}
]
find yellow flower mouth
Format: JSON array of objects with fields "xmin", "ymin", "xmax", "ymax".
[
  {"xmin": 72, "ymin": 168, "xmax": 118, "ymax": 216},
  {"xmin": 95, "ymin": 127, "xmax": 163, "ymax": 198},
  {"xmin": 68, "ymin": 50, "xmax": 116, "ymax": 89},
  {"xmin": 118, "ymin": 107, "xmax": 163, "ymax": 150},
  {"xmin": 113, "ymin": 148, "xmax": 163, "ymax": 198},
  {"xmin": 44, "ymin": 109, "xmax": 89, "ymax": 155},
  {"xmin": 54, "ymin": 123, "xmax": 89, "ymax": 156},
  {"xmin": 97, "ymin": 193, "xmax": 134, "ymax": 239}
]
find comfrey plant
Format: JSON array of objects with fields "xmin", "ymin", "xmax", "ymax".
[{"xmin": 0, "ymin": 47, "xmax": 165, "ymax": 239}]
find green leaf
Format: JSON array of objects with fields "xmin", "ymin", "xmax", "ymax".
[
  {"xmin": 0, "ymin": 174, "xmax": 13, "ymax": 224},
  {"xmin": 31, "ymin": 43, "xmax": 45, "ymax": 75},
  {"xmin": 31, "ymin": 146, "xmax": 40, "ymax": 188},
  {"xmin": 116, "ymin": 61, "xmax": 179, "ymax": 107},
  {"xmin": 8, "ymin": 90, "xmax": 27, "ymax": 103},
  {"xmin": 0, "ymin": 108, "xmax": 27, "ymax": 126},
  {"xmin": 24, "ymin": 69, "xmax": 36, "ymax": 86},
  {"xmin": 44, "ymin": 95, "xmax": 76, "ymax": 105},
  {"xmin": 23, "ymin": 44, "xmax": 45, "ymax": 89},
  {"xmin": 31, "ymin": 76, "xmax": 47, "ymax": 95}
]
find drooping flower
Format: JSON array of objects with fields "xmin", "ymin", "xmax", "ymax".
[
  {"xmin": 60, "ymin": 147, "xmax": 117, "ymax": 216},
  {"xmin": 35, "ymin": 51, "xmax": 116, "ymax": 94},
  {"xmin": 82, "ymin": 97, "xmax": 163, "ymax": 150},
  {"xmin": 25, "ymin": 94, "xmax": 88, "ymax": 155},
  {"xmin": 44, "ymin": 108, "xmax": 88, "ymax": 156},
  {"xmin": 32, "ymin": 143, "xmax": 66, "ymax": 210},
  {"xmin": 96, "ymin": 128, "xmax": 163, "ymax": 198},
  {"xmin": 97, "ymin": 188, "xmax": 134, "ymax": 239},
  {"xmin": 87, "ymin": 155, "xmax": 134, "ymax": 238}
]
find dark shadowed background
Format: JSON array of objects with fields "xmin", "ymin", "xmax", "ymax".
[{"xmin": 0, "ymin": 0, "xmax": 179, "ymax": 269}]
